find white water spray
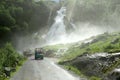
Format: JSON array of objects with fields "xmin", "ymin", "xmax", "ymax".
[
  {"xmin": 46, "ymin": 7, "xmax": 67, "ymax": 44},
  {"xmin": 45, "ymin": 6, "xmax": 106, "ymax": 45}
]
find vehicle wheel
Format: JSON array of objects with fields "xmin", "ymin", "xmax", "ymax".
[{"xmin": 41, "ymin": 57, "xmax": 44, "ymax": 60}]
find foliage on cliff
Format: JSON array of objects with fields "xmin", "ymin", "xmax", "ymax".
[{"xmin": 0, "ymin": 0, "xmax": 58, "ymax": 46}]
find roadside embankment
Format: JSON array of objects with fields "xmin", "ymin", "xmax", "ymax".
[{"xmin": 0, "ymin": 43, "xmax": 26, "ymax": 80}]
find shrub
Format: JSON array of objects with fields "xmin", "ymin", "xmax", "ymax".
[{"xmin": 0, "ymin": 43, "xmax": 25, "ymax": 79}]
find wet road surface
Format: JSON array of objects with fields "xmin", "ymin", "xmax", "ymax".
[{"xmin": 10, "ymin": 57, "xmax": 81, "ymax": 80}]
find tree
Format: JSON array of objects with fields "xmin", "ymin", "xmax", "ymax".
[{"xmin": 0, "ymin": 9, "xmax": 15, "ymax": 27}]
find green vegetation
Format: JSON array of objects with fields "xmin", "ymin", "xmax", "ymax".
[
  {"xmin": 62, "ymin": 65, "xmax": 102, "ymax": 80},
  {"xmin": 0, "ymin": 43, "xmax": 26, "ymax": 80},
  {"xmin": 0, "ymin": 0, "xmax": 59, "ymax": 46},
  {"xmin": 59, "ymin": 32, "xmax": 120, "ymax": 79},
  {"xmin": 63, "ymin": 65, "xmax": 84, "ymax": 77},
  {"xmin": 43, "ymin": 44, "xmax": 72, "ymax": 52},
  {"xmin": 0, "ymin": 1, "xmax": 58, "ymax": 79},
  {"xmin": 89, "ymin": 76, "xmax": 101, "ymax": 80},
  {"xmin": 46, "ymin": 32, "xmax": 120, "ymax": 79},
  {"xmin": 60, "ymin": 32, "xmax": 120, "ymax": 61},
  {"xmin": 44, "ymin": 32, "xmax": 120, "ymax": 61}
]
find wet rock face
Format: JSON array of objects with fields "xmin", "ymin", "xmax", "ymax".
[
  {"xmin": 71, "ymin": 55, "xmax": 105, "ymax": 77},
  {"xmin": 63, "ymin": 53, "xmax": 120, "ymax": 79}
]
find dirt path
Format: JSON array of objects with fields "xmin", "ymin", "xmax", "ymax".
[{"xmin": 10, "ymin": 57, "xmax": 81, "ymax": 80}]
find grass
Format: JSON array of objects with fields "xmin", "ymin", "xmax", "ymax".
[
  {"xmin": 64, "ymin": 65, "xmax": 84, "ymax": 76},
  {"xmin": 63, "ymin": 65, "xmax": 102, "ymax": 80},
  {"xmin": 43, "ymin": 43, "xmax": 73, "ymax": 51},
  {"xmin": 60, "ymin": 32, "xmax": 120, "ymax": 61},
  {"xmin": 89, "ymin": 76, "xmax": 101, "ymax": 80}
]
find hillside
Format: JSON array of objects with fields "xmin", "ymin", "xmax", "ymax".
[
  {"xmin": 43, "ymin": 32, "xmax": 120, "ymax": 80},
  {"xmin": 61, "ymin": 32, "xmax": 120, "ymax": 60}
]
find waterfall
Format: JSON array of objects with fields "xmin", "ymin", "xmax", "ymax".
[
  {"xmin": 46, "ymin": 7, "xmax": 98, "ymax": 45},
  {"xmin": 46, "ymin": 7, "xmax": 67, "ymax": 44}
]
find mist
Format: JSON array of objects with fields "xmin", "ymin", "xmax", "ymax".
[
  {"xmin": 14, "ymin": 0, "xmax": 120, "ymax": 51},
  {"xmin": 65, "ymin": 0, "xmax": 120, "ymax": 30}
]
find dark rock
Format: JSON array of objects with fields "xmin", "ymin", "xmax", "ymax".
[
  {"xmin": 3, "ymin": 67, "xmax": 16, "ymax": 77},
  {"xmin": 99, "ymin": 57, "xmax": 108, "ymax": 61},
  {"xmin": 4, "ymin": 67, "xmax": 11, "ymax": 77},
  {"xmin": 62, "ymin": 53, "xmax": 120, "ymax": 79}
]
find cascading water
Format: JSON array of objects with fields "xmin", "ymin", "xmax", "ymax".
[
  {"xmin": 45, "ymin": 7, "xmax": 103, "ymax": 45},
  {"xmin": 45, "ymin": 7, "xmax": 78, "ymax": 45},
  {"xmin": 46, "ymin": 7, "xmax": 67, "ymax": 44}
]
